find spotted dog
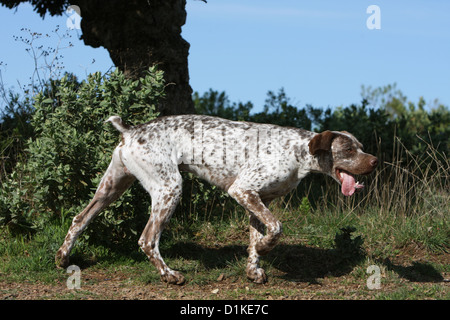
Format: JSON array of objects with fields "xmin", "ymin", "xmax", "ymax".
[{"xmin": 56, "ymin": 115, "xmax": 378, "ymax": 284}]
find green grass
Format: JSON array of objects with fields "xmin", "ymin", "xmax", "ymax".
[
  {"xmin": 1, "ymin": 197, "xmax": 447, "ymax": 300},
  {"xmin": 376, "ymin": 284, "xmax": 449, "ymax": 300}
]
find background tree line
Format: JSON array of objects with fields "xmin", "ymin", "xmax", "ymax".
[{"xmin": 194, "ymin": 85, "xmax": 449, "ymax": 164}]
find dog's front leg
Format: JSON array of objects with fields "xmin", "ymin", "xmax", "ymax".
[
  {"xmin": 246, "ymin": 214, "xmax": 268, "ymax": 283},
  {"xmin": 229, "ymin": 186, "xmax": 282, "ymax": 283}
]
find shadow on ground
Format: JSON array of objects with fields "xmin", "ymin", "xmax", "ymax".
[
  {"xmin": 69, "ymin": 227, "xmax": 443, "ymax": 285},
  {"xmin": 163, "ymin": 240, "xmax": 364, "ymax": 284},
  {"xmin": 380, "ymin": 258, "xmax": 444, "ymax": 282}
]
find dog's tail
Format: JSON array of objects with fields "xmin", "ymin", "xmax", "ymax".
[{"xmin": 105, "ymin": 116, "xmax": 131, "ymax": 134}]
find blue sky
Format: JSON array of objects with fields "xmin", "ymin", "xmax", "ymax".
[{"xmin": 1, "ymin": 0, "xmax": 449, "ymax": 113}]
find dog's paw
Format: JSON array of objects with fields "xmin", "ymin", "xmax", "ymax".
[
  {"xmin": 55, "ymin": 249, "xmax": 70, "ymax": 269},
  {"xmin": 246, "ymin": 266, "xmax": 267, "ymax": 284},
  {"xmin": 161, "ymin": 270, "xmax": 186, "ymax": 285}
]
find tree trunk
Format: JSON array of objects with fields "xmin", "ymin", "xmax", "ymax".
[{"xmin": 74, "ymin": 0, "xmax": 195, "ymax": 116}]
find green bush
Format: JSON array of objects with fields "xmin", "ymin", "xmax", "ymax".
[{"xmin": 0, "ymin": 67, "xmax": 163, "ymax": 241}]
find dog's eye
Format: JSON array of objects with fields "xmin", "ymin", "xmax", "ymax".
[{"xmin": 346, "ymin": 147, "xmax": 353, "ymax": 153}]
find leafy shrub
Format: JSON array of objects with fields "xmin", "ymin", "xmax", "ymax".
[
  {"xmin": 0, "ymin": 67, "xmax": 163, "ymax": 241},
  {"xmin": 0, "ymin": 88, "xmax": 34, "ymax": 180}
]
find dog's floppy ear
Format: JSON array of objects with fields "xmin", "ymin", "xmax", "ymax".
[{"xmin": 308, "ymin": 130, "xmax": 337, "ymax": 155}]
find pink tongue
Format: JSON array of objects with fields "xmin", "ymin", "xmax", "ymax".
[{"xmin": 341, "ymin": 172, "xmax": 356, "ymax": 196}]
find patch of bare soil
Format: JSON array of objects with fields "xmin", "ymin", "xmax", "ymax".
[
  {"xmin": 0, "ymin": 272, "xmax": 361, "ymax": 300},
  {"xmin": 1, "ymin": 264, "xmax": 447, "ymax": 301}
]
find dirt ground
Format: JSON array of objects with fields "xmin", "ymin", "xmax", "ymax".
[
  {"xmin": 1, "ymin": 264, "xmax": 448, "ymax": 300},
  {"xmin": 0, "ymin": 272, "xmax": 377, "ymax": 300}
]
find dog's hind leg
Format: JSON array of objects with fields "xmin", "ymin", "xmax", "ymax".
[
  {"xmin": 55, "ymin": 147, "xmax": 135, "ymax": 268},
  {"xmin": 137, "ymin": 168, "xmax": 184, "ymax": 285}
]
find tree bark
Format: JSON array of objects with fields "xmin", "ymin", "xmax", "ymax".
[{"xmin": 73, "ymin": 0, "xmax": 195, "ymax": 116}]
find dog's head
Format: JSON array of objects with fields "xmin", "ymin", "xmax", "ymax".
[{"xmin": 309, "ymin": 130, "xmax": 378, "ymax": 196}]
